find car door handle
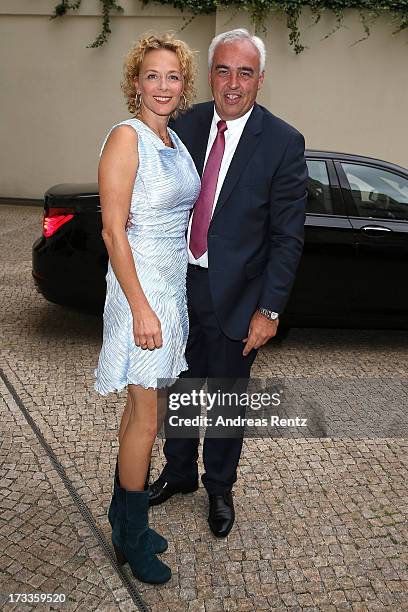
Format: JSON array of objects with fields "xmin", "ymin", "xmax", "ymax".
[{"xmin": 361, "ymin": 225, "xmax": 392, "ymax": 235}]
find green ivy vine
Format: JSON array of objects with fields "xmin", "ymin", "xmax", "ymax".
[{"xmin": 52, "ymin": 0, "xmax": 408, "ymax": 53}]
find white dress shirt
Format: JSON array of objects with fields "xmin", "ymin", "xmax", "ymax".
[{"xmin": 187, "ymin": 106, "xmax": 254, "ymax": 267}]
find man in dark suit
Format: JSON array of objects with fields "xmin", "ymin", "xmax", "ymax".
[{"xmin": 149, "ymin": 29, "xmax": 308, "ymax": 537}]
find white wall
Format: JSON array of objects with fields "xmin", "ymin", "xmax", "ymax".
[
  {"xmin": 1, "ymin": 1, "xmax": 407, "ymax": 198},
  {"xmin": 0, "ymin": 1, "xmax": 214, "ymax": 198}
]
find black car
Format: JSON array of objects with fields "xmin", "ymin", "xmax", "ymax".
[{"xmin": 32, "ymin": 151, "xmax": 408, "ymax": 328}]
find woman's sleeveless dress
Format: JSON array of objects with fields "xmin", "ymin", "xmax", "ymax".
[{"xmin": 94, "ymin": 118, "xmax": 201, "ymax": 394}]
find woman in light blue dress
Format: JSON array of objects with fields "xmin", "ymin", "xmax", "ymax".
[{"xmin": 94, "ymin": 34, "xmax": 200, "ymax": 584}]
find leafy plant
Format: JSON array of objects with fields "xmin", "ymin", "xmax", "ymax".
[
  {"xmin": 52, "ymin": 0, "xmax": 124, "ymax": 47},
  {"xmin": 52, "ymin": 0, "xmax": 408, "ymax": 53}
]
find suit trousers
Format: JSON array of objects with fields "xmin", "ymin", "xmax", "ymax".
[{"xmin": 162, "ymin": 264, "xmax": 257, "ymax": 495}]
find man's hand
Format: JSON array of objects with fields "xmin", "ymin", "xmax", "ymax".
[{"xmin": 242, "ymin": 311, "xmax": 279, "ymax": 356}]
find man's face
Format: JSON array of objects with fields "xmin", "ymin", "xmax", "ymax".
[{"xmin": 209, "ymin": 39, "xmax": 264, "ymax": 121}]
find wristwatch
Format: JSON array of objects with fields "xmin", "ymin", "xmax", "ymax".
[{"xmin": 258, "ymin": 307, "xmax": 279, "ymax": 321}]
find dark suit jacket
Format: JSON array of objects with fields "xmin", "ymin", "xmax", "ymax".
[{"xmin": 170, "ymin": 101, "xmax": 308, "ymax": 340}]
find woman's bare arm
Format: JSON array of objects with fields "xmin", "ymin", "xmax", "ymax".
[{"xmin": 99, "ymin": 125, "xmax": 162, "ymax": 349}]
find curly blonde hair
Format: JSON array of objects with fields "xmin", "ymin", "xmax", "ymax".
[{"xmin": 121, "ymin": 33, "xmax": 196, "ymax": 118}]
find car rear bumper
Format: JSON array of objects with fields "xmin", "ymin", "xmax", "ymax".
[{"xmin": 32, "ymin": 236, "xmax": 106, "ymax": 313}]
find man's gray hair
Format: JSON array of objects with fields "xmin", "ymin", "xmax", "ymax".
[{"xmin": 208, "ymin": 28, "xmax": 266, "ymax": 73}]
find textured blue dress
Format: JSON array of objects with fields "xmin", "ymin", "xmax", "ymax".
[{"xmin": 94, "ymin": 118, "xmax": 201, "ymax": 394}]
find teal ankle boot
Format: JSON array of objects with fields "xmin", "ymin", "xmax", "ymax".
[
  {"xmin": 112, "ymin": 486, "xmax": 171, "ymax": 584},
  {"xmin": 108, "ymin": 466, "xmax": 168, "ymax": 555}
]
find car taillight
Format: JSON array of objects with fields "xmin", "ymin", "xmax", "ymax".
[{"xmin": 43, "ymin": 208, "xmax": 74, "ymax": 238}]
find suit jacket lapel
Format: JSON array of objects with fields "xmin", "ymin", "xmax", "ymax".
[
  {"xmin": 190, "ymin": 102, "xmax": 214, "ymax": 177},
  {"xmin": 211, "ymin": 104, "xmax": 263, "ymax": 221}
]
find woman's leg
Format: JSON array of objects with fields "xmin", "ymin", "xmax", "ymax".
[
  {"xmin": 111, "ymin": 383, "xmax": 172, "ymax": 583},
  {"xmin": 118, "ymin": 384, "xmax": 159, "ymax": 491},
  {"xmin": 118, "ymin": 393, "xmax": 132, "ymax": 444},
  {"xmin": 109, "ymin": 385, "xmax": 168, "ymax": 554}
]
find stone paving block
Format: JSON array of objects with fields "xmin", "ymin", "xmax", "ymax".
[
  {"xmin": 0, "ymin": 389, "xmax": 129, "ymax": 610},
  {"xmin": 1, "ymin": 205, "xmax": 408, "ymax": 610}
]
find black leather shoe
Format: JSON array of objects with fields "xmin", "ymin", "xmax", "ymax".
[
  {"xmin": 208, "ymin": 492, "xmax": 235, "ymax": 537},
  {"xmin": 148, "ymin": 476, "xmax": 198, "ymax": 506}
]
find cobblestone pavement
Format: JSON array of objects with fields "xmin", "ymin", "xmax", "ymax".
[{"xmin": 1, "ymin": 204, "xmax": 408, "ymax": 611}]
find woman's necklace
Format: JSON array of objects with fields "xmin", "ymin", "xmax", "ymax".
[{"xmin": 137, "ymin": 116, "xmax": 173, "ymax": 148}]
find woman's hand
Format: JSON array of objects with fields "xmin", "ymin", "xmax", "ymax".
[{"xmin": 133, "ymin": 305, "xmax": 163, "ymax": 350}]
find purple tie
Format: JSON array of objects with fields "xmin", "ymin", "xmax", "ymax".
[{"xmin": 190, "ymin": 120, "xmax": 227, "ymax": 259}]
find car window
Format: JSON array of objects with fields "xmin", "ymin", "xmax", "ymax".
[
  {"xmin": 342, "ymin": 163, "xmax": 408, "ymax": 221},
  {"xmin": 306, "ymin": 160, "xmax": 333, "ymax": 215}
]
